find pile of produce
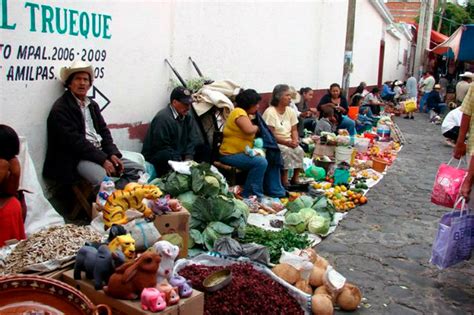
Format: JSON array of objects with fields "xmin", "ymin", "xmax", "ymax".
[
  {"xmin": 155, "ymin": 163, "xmax": 250, "ymax": 250},
  {"xmin": 179, "ymin": 263, "xmax": 304, "ymax": 315},
  {"xmin": 0, "ymin": 224, "xmax": 102, "ymax": 274},
  {"xmin": 239, "ymin": 226, "xmax": 314, "ymax": 264},
  {"xmin": 324, "ymin": 184, "xmax": 367, "ymax": 212},
  {"xmin": 272, "ymin": 249, "xmax": 363, "ymax": 314},
  {"xmin": 284, "ymin": 195, "xmax": 335, "ymax": 235}
]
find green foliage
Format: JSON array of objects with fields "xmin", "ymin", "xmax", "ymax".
[
  {"xmin": 433, "ymin": 2, "xmax": 474, "ymax": 35},
  {"xmin": 171, "ymin": 77, "xmax": 212, "ymax": 93},
  {"xmin": 239, "ymin": 226, "xmax": 314, "ymax": 264}
]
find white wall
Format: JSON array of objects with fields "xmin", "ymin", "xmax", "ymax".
[
  {"xmin": 352, "ymin": 0, "xmax": 385, "ymax": 86},
  {"xmin": 382, "ymin": 30, "xmax": 410, "ymax": 83},
  {"xmin": 0, "ymin": 0, "xmax": 408, "ymax": 189}
]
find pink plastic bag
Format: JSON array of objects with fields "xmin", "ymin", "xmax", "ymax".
[{"xmin": 431, "ymin": 158, "xmax": 467, "ymax": 208}]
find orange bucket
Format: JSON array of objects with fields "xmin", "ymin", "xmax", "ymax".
[
  {"xmin": 347, "ymin": 106, "xmax": 359, "ymax": 120},
  {"xmin": 372, "ymin": 158, "xmax": 388, "ymax": 173}
]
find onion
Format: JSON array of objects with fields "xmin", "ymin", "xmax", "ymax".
[
  {"xmin": 272, "ymin": 263, "xmax": 300, "ymax": 284},
  {"xmin": 311, "ymin": 294, "xmax": 334, "ymax": 315},
  {"xmin": 336, "ymin": 283, "xmax": 362, "ymax": 311},
  {"xmin": 314, "ymin": 286, "xmax": 338, "ymax": 304},
  {"xmin": 309, "ymin": 266, "xmax": 325, "ymax": 287},
  {"xmin": 295, "ymin": 279, "xmax": 313, "ymax": 295},
  {"xmin": 300, "ymin": 248, "xmax": 317, "ymax": 263},
  {"xmin": 314, "ymin": 255, "xmax": 329, "ymax": 270}
]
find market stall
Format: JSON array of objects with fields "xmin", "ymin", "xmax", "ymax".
[{"xmin": 0, "ymin": 110, "xmax": 402, "ymax": 314}]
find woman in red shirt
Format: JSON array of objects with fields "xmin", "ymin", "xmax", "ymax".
[{"xmin": 0, "ymin": 125, "xmax": 26, "ymax": 246}]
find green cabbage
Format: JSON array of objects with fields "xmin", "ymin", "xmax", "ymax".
[
  {"xmin": 285, "ymin": 213, "xmax": 306, "ymax": 234},
  {"xmin": 163, "ymin": 172, "xmax": 191, "ymax": 196},
  {"xmin": 307, "ymin": 215, "xmax": 330, "ymax": 235},
  {"xmin": 203, "ymin": 222, "xmax": 233, "ymax": 250},
  {"xmin": 189, "ymin": 229, "xmax": 204, "ymax": 248},
  {"xmin": 233, "ymin": 199, "xmax": 250, "ymax": 220},
  {"xmin": 299, "ymin": 207, "xmax": 317, "ymax": 223},
  {"xmin": 177, "ymin": 191, "xmax": 198, "ymax": 212},
  {"xmin": 286, "ymin": 195, "xmax": 314, "ymax": 214}
]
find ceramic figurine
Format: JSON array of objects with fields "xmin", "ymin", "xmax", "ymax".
[
  {"xmin": 151, "ymin": 195, "xmax": 172, "ymax": 215},
  {"xmin": 107, "ymin": 224, "xmax": 127, "ymax": 243},
  {"xmin": 157, "ymin": 282, "xmax": 180, "ymax": 305},
  {"xmin": 153, "ymin": 241, "xmax": 179, "ymax": 283},
  {"xmin": 169, "ymin": 275, "xmax": 193, "ymax": 298},
  {"xmin": 141, "ymin": 287, "xmax": 167, "ymax": 312},
  {"xmin": 74, "ymin": 244, "xmax": 126, "ymax": 290},
  {"xmin": 168, "ymin": 199, "xmax": 183, "ymax": 212},
  {"xmin": 108, "ymin": 234, "xmax": 136, "ymax": 260},
  {"xmin": 96, "ymin": 176, "xmax": 116, "ymax": 208},
  {"xmin": 103, "ymin": 183, "xmax": 162, "ymax": 229},
  {"xmin": 104, "ymin": 252, "xmax": 161, "ymax": 300}
]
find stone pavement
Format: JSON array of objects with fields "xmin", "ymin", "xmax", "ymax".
[{"xmin": 317, "ymin": 113, "xmax": 474, "ymax": 315}]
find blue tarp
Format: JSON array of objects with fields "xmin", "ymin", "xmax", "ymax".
[{"xmin": 432, "ymin": 24, "xmax": 474, "ymax": 61}]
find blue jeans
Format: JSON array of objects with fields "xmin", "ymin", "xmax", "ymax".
[
  {"xmin": 419, "ymin": 93, "xmax": 429, "ymax": 113},
  {"xmin": 220, "ymin": 153, "xmax": 268, "ymax": 198},
  {"xmin": 338, "ymin": 115, "xmax": 356, "ymax": 136},
  {"xmin": 263, "ymin": 164, "xmax": 286, "ymax": 198}
]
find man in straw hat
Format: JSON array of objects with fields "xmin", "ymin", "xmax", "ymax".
[
  {"xmin": 456, "ymin": 71, "xmax": 474, "ymax": 105},
  {"xmin": 43, "ymin": 61, "xmax": 144, "ymax": 189},
  {"xmin": 142, "ymin": 86, "xmax": 203, "ymax": 177}
]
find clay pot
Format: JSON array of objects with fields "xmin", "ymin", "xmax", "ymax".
[{"xmin": 0, "ymin": 275, "xmax": 111, "ymax": 315}]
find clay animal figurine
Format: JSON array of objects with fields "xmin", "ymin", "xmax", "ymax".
[
  {"xmin": 157, "ymin": 282, "xmax": 180, "ymax": 305},
  {"xmin": 245, "ymin": 137, "xmax": 266, "ymax": 158},
  {"xmin": 169, "ymin": 275, "xmax": 193, "ymax": 298},
  {"xmin": 103, "ymin": 183, "xmax": 163, "ymax": 229},
  {"xmin": 168, "ymin": 199, "xmax": 183, "ymax": 212},
  {"xmin": 103, "ymin": 252, "xmax": 161, "ymax": 300},
  {"xmin": 151, "ymin": 195, "xmax": 172, "ymax": 215},
  {"xmin": 107, "ymin": 224, "xmax": 127, "ymax": 243},
  {"xmin": 153, "ymin": 240, "xmax": 179, "ymax": 283},
  {"xmin": 108, "ymin": 234, "xmax": 136, "ymax": 260},
  {"xmin": 74, "ymin": 244, "xmax": 126, "ymax": 290},
  {"xmin": 96, "ymin": 176, "xmax": 116, "ymax": 208},
  {"xmin": 141, "ymin": 287, "xmax": 167, "ymax": 312}
]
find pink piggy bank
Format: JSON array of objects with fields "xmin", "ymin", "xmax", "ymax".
[{"xmin": 141, "ymin": 287, "xmax": 167, "ymax": 312}]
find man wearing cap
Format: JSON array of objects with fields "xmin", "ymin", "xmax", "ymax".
[
  {"xmin": 43, "ymin": 61, "xmax": 144, "ymax": 189},
  {"xmin": 142, "ymin": 87, "xmax": 202, "ymax": 176},
  {"xmin": 426, "ymin": 84, "xmax": 447, "ymax": 124},
  {"xmin": 419, "ymin": 71, "xmax": 435, "ymax": 113},
  {"xmin": 456, "ymin": 71, "xmax": 473, "ymax": 105}
]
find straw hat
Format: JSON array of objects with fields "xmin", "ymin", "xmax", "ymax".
[
  {"xmin": 59, "ymin": 61, "xmax": 94, "ymax": 83},
  {"xmin": 289, "ymin": 86, "xmax": 301, "ymax": 103},
  {"xmin": 459, "ymin": 71, "xmax": 474, "ymax": 79},
  {"xmin": 434, "ymin": 84, "xmax": 441, "ymax": 89},
  {"xmin": 394, "ymin": 80, "xmax": 403, "ymax": 86}
]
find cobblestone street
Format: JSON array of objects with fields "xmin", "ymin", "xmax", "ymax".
[{"xmin": 317, "ymin": 114, "xmax": 474, "ymax": 315}]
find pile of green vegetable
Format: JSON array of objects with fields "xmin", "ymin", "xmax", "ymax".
[
  {"xmin": 154, "ymin": 163, "xmax": 249, "ymax": 251},
  {"xmin": 239, "ymin": 225, "xmax": 314, "ymax": 264},
  {"xmin": 284, "ymin": 195, "xmax": 335, "ymax": 236}
]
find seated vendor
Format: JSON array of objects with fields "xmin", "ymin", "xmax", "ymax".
[
  {"xmin": 314, "ymin": 107, "xmax": 336, "ymax": 135},
  {"xmin": 296, "ymin": 87, "xmax": 317, "ymax": 134},
  {"xmin": 426, "ymin": 84, "xmax": 448, "ymax": 124},
  {"xmin": 317, "ymin": 83, "xmax": 356, "ymax": 136},
  {"xmin": 351, "ymin": 95, "xmax": 373, "ymax": 133},
  {"xmin": 142, "ymin": 87, "xmax": 203, "ymax": 177},
  {"xmin": 0, "ymin": 125, "xmax": 26, "ymax": 246},
  {"xmin": 43, "ymin": 61, "xmax": 144, "ymax": 189},
  {"xmin": 219, "ymin": 89, "xmax": 268, "ymax": 198},
  {"xmin": 263, "ymin": 84, "xmax": 305, "ymax": 187},
  {"xmin": 363, "ymin": 87, "xmax": 382, "ymax": 117},
  {"xmin": 441, "ymin": 106, "xmax": 462, "ymax": 147}
]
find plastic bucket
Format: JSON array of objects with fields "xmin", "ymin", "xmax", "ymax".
[
  {"xmin": 354, "ymin": 137, "xmax": 370, "ymax": 153},
  {"xmin": 372, "ymin": 158, "xmax": 388, "ymax": 173},
  {"xmin": 376, "ymin": 125, "xmax": 391, "ymax": 141},
  {"xmin": 335, "ymin": 146, "xmax": 354, "ymax": 165}
]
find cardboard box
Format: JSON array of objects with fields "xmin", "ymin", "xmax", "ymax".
[
  {"xmin": 153, "ymin": 209, "xmax": 190, "ymax": 258},
  {"xmin": 61, "ymin": 269, "xmax": 204, "ymax": 315}
]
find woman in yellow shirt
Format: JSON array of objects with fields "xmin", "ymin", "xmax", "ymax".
[{"xmin": 219, "ymin": 89, "xmax": 268, "ymax": 198}]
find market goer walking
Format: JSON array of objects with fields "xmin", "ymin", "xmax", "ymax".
[
  {"xmin": 419, "ymin": 71, "xmax": 435, "ymax": 113},
  {"xmin": 43, "ymin": 61, "xmax": 144, "ymax": 189},
  {"xmin": 456, "ymin": 71, "xmax": 473, "ymax": 105},
  {"xmin": 142, "ymin": 86, "xmax": 203, "ymax": 177},
  {"xmin": 453, "ymin": 83, "xmax": 474, "ymax": 159}
]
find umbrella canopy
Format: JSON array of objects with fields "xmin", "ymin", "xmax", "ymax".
[{"xmin": 431, "ymin": 25, "xmax": 474, "ymax": 61}]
